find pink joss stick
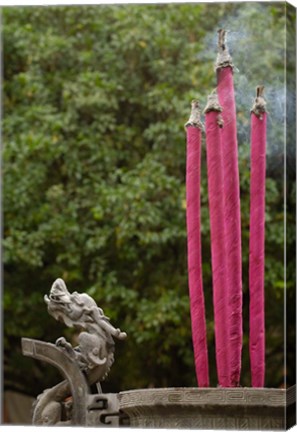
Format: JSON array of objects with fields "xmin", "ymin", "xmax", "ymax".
[
  {"xmin": 185, "ymin": 100, "xmax": 209, "ymax": 387},
  {"xmin": 216, "ymin": 29, "xmax": 242, "ymax": 387},
  {"xmin": 249, "ymin": 86, "xmax": 267, "ymax": 387},
  {"xmin": 204, "ymin": 93, "xmax": 230, "ymax": 387}
]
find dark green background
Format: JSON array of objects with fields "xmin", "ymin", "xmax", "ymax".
[{"xmin": 3, "ymin": 2, "xmax": 295, "ymax": 396}]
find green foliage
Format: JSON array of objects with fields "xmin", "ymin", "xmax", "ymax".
[{"xmin": 3, "ymin": 3, "xmax": 294, "ymax": 395}]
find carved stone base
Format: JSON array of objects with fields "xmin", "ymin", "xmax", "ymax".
[
  {"xmin": 86, "ymin": 393, "xmax": 122, "ymax": 426},
  {"xmin": 119, "ymin": 386, "xmax": 296, "ymax": 430}
]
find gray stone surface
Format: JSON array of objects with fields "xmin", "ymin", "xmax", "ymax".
[{"xmin": 119, "ymin": 386, "xmax": 296, "ymax": 430}]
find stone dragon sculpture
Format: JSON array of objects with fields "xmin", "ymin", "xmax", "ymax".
[{"xmin": 32, "ymin": 278, "xmax": 127, "ymax": 425}]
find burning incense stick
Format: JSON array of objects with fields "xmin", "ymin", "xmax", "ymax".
[
  {"xmin": 216, "ymin": 29, "xmax": 242, "ymax": 387},
  {"xmin": 249, "ymin": 86, "xmax": 267, "ymax": 387},
  {"xmin": 185, "ymin": 100, "xmax": 209, "ymax": 387},
  {"xmin": 204, "ymin": 92, "xmax": 230, "ymax": 387}
]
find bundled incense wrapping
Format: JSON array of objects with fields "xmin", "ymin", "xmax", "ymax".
[
  {"xmin": 185, "ymin": 30, "xmax": 268, "ymax": 390},
  {"xmin": 249, "ymin": 86, "xmax": 267, "ymax": 387},
  {"xmin": 204, "ymin": 92, "xmax": 230, "ymax": 387},
  {"xmin": 216, "ymin": 29, "xmax": 243, "ymax": 387},
  {"xmin": 185, "ymin": 100, "xmax": 209, "ymax": 387}
]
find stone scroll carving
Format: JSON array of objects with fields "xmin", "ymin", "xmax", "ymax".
[
  {"xmin": 22, "ymin": 278, "xmax": 127, "ymax": 426},
  {"xmin": 119, "ymin": 387, "xmax": 295, "ymax": 430}
]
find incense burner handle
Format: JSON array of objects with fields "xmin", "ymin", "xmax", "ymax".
[{"xmin": 22, "ymin": 338, "xmax": 90, "ymax": 425}]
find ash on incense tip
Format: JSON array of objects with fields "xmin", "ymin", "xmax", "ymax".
[
  {"xmin": 216, "ymin": 28, "xmax": 234, "ymax": 70},
  {"xmin": 203, "ymin": 91, "xmax": 224, "ymax": 128},
  {"xmin": 185, "ymin": 99, "xmax": 204, "ymax": 131},
  {"xmin": 251, "ymin": 85, "xmax": 267, "ymax": 119},
  {"xmin": 217, "ymin": 28, "xmax": 227, "ymax": 51},
  {"xmin": 204, "ymin": 90, "xmax": 222, "ymax": 113}
]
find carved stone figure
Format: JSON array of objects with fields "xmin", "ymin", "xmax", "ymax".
[
  {"xmin": 25, "ymin": 278, "xmax": 127, "ymax": 425},
  {"xmin": 45, "ymin": 278, "xmax": 126, "ymax": 372}
]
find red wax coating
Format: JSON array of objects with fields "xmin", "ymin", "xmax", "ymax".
[
  {"xmin": 249, "ymin": 112, "xmax": 267, "ymax": 387},
  {"xmin": 186, "ymin": 126, "xmax": 209, "ymax": 387},
  {"xmin": 217, "ymin": 66, "xmax": 243, "ymax": 386},
  {"xmin": 205, "ymin": 111, "xmax": 230, "ymax": 387}
]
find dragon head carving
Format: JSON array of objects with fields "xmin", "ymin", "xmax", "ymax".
[
  {"xmin": 45, "ymin": 278, "xmax": 71, "ymax": 304},
  {"xmin": 44, "ymin": 278, "xmax": 127, "ymax": 340},
  {"xmin": 44, "ymin": 279, "xmax": 80, "ymax": 327}
]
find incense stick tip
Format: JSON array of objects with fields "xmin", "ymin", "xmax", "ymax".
[
  {"xmin": 251, "ymin": 85, "xmax": 267, "ymax": 118},
  {"xmin": 203, "ymin": 91, "xmax": 222, "ymax": 114},
  {"xmin": 256, "ymin": 85, "xmax": 265, "ymax": 98},
  {"xmin": 191, "ymin": 99, "xmax": 200, "ymax": 109},
  {"xmin": 217, "ymin": 28, "xmax": 227, "ymax": 50},
  {"xmin": 185, "ymin": 99, "xmax": 204, "ymax": 130},
  {"xmin": 215, "ymin": 28, "xmax": 234, "ymax": 70}
]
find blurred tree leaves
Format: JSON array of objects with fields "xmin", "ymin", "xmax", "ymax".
[{"xmin": 3, "ymin": 3, "xmax": 294, "ymax": 395}]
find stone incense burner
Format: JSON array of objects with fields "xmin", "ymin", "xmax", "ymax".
[{"xmin": 22, "ymin": 278, "xmax": 295, "ymax": 429}]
